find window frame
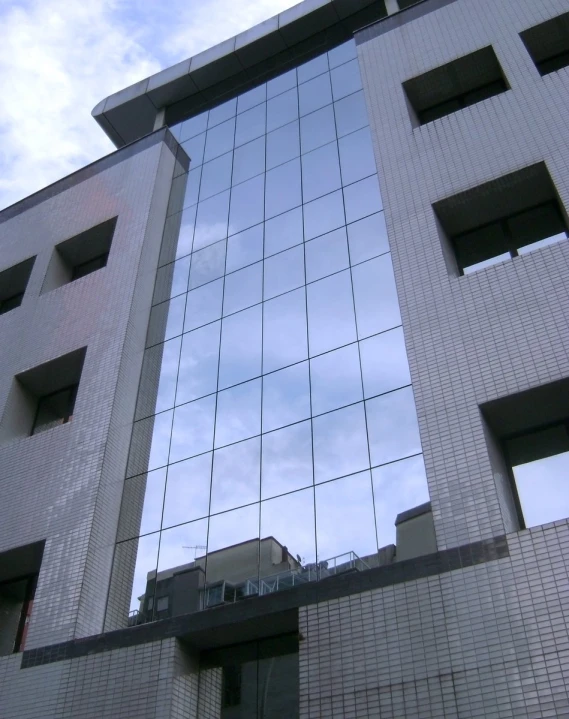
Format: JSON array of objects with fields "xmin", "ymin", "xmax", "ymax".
[{"xmin": 30, "ymin": 384, "xmax": 79, "ymax": 436}]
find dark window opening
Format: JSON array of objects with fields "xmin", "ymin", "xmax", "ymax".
[
  {"xmin": 156, "ymin": 596, "xmax": 169, "ymax": 613},
  {"xmin": 434, "ymin": 162, "xmax": 568, "ymax": 275},
  {"xmin": 31, "ymin": 384, "xmax": 78, "ymax": 436},
  {"xmin": 222, "ymin": 665, "xmax": 242, "ymax": 708},
  {"xmin": 70, "ymin": 253, "xmax": 109, "ymax": 281},
  {"xmin": 520, "ymin": 12, "xmax": 569, "ymax": 76},
  {"xmin": 403, "ymin": 46, "xmax": 509, "ymax": 126},
  {"xmin": 0, "ymin": 257, "xmax": 36, "ymax": 316}
]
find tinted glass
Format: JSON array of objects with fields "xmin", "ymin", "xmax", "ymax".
[{"xmin": 266, "ymin": 121, "xmax": 300, "ymax": 170}]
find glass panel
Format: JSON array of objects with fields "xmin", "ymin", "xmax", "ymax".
[
  {"xmin": 262, "ymin": 362, "xmax": 310, "ymax": 433},
  {"xmin": 263, "ymin": 288, "xmax": 308, "ymax": 374},
  {"xmin": 184, "ymin": 165, "xmax": 202, "ymax": 209},
  {"xmin": 301, "ymin": 142, "xmax": 341, "ymax": 203},
  {"xmin": 127, "ymin": 410, "xmax": 173, "ymax": 477},
  {"xmin": 330, "ymin": 59, "xmax": 362, "ymax": 101},
  {"xmin": 297, "ymin": 53, "xmax": 329, "ymax": 83},
  {"xmin": 334, "ymin": 90, "xmax": 369, "ymax": 138},
  {"xmin": 214, "ymin": 378, "xmax": 262, "ymax": 448},
  {"xmin": 267, "ymin": 68, "xmax": 296, "ymax": 99},
  {"xmin": 189, "ymin": 239, "xmax": 226, "ymax": 289},
  {"xmin": 232, "ymin": 137, "xmax": 265, "ymax": 185},
  {"xmin": 136, "ymin": 337, "xmax": 181, "ymax": 419},
  {"xmin": 235, "ymin": 103, "xmax": 266, "ymax": 147},
  {"xmin": 347, "ymin": 212, "xmax": 389, "ymax": 265},
  {"xmin": 180, "ymin": 112, "xmax": 208, "ymax": 141},
  {"xmin": 184, "ymin": 278, "xmax": 223, "ymax": 332},
  {"xmin": 162, "ymin": 452, "xmax": 213, "ymax": 528},
  {"xmin": 360, "ymin": 327, "xmax": 410, "ymax": 399},
  {"xmin": 303, "ymin": 190, "xmax": 345, "ymax": 240},
  {"xmin": 223, "ymin": 262, "xmax": 263, "ymax": 315},
  {"xmin": 328, "ymin": 40, "xmax": 357, "ymax": 69},
  {"xmin": 260, "ymin": 489, "xmax": 316, "ymax": 569},
  {"xmin": 513, "ymin": 452, "xmax": 569, "ymax": 528},
  {"xmin": 199, "ymin": 152, "xmax": 233, "ymax": 201},
  {"xmin": 310, "ymin": 343, "xmax": 362, "ymax": 416},
  {"xmin": 261, "ymin": 421, "xmax": 313, "ymax": 499},
  {"xmin": 173, "ymin": 205, "xmax": 196, "ymax": 260},
  {"xmin": 300, "ymin": 105, "xmax": 336, "ymax": 154},
  {"xmin": 344, "ymin": 175, "xmax": 383, "ymax": 223},
  {"xmin": 307, "ymin": 270, "xmax": 356, "ymax": 356},
  {"xmin": 208, "ymin": 98, "xmax": 237, "ymax": 128},
  {"xmin": 147, "ymin": 294, "xmax": 185, "ymax": 346},
  {"xmin": 229, "ymin": 174, "xmax": 265, "ymax": 235},
  {"xmin": 176, "ymin": 322, "xmax": 221, "ymax": 405},
  {"xmin": 305, "ymin": 227, "xmax": 349, "ymax": 283},
  {"xmin": 338, "ymin": 127, "xmax": 376, "ymax": 186},
  {"xmin": 206, "ymin": 503, "xmax": 260, "ymax": 555},
  {"xmin": 119, "ymin": 467, "xmax": 166, "ymax": 540},
  {"xmin": 264, "ymin": 245, "xmax": 305, "ymax": 300},
  {"xmin": 193, "ymin": 190, "xmax": 230, "ymax": 251},
  {"xmin": 218, "ymin": 305, "xmax": 262, "ymax": 389},
  {"xmin": 238, "ymin": 84, "xmax": 266, "ymax": 113},
  {"xmin": 204, "ymin": 117, "xmax": 236, "ymax": 162},
  {"xmin": 265, "ymin": 158, "xmax": 302, "ymax": 219},
  {"xmin": 157, "ymin": 519, "xmax": 209, "ymax": 574},
  {"xmin": 372, "ymin": 455, "xmax": 430, "ymax": 549},
  {"xmin": 366, "ymin": 387, "xmax": 422, "ymax": 467},
  {"xmin": 266, "ymin": 121, "xmax": 300, "ymax": 171},
  {"xmin": 121, "ymin": 532, "xmax": 159, "ymax": 613},
  {"xmin": 298, "ymin": 74, "xmax": 332, "ymax": 117},
  {"xmin": 169, "ymin": 395, "xmax": 216, "ymax": 463},
  {"xmin": 267, "ymin": 88, "xmax": 299, "ymax": 133},
  {"xmin": 181, "ymin": 133, "xmax": 206, "ymax": 167},
  {"xmin": 226, "ymin": 224, "xmax": 264, "ymax": 274},
  {"xmin": 312, "ymin": 403, "xmax": 369, "ymax": 483},
  {"xmin": 211, "ymin": 436, "xmax": 261, "ymax": 513},
  {"xmin": 264, "ymin": 207, "xmax": 303, "ymax": 257},
  {"xmin": 316, "ymin": 472, "xmax": 376, "ymax": 562},
  {"xmin": 352, "ymin": 255, "xmax": 401, "ymax": 339}
]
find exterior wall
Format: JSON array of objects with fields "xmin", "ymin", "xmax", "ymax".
[{"xmin": 357, "ymin": 0, "xmax": 569, "ymax": 550}]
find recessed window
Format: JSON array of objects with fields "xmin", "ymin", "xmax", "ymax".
[
  {"xmin": 0, "ymin": 257, "xmax": 35, "ymax": 316},
  {"xmin": 434, "ymin": 163, "xmax": 568, "ymax": 275},
  {"xmin": 41, "ymin": 217, "xmax": 116, "ymax": 294},
  {"xmin": 222, "ymin": 665, "xmax": 241, "ymax": 708},
  {"xmin": 403, "ymin": 46, "xmax": 508, "ymax": 125},
  {"xmin": 156, "ymin": 596, "xmax": 169, "ymax": 613},
  {"xmin": 31, "ymin": 385, "xmax": 78, "ymax": 436},
  {"xmin": 520, "ymin": 12, "xmax": 569, "ymax": 76}
]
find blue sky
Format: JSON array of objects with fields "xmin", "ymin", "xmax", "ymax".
[{"xmin": 0, "ymin": 0, "xmax": 298, "ymax": 211}]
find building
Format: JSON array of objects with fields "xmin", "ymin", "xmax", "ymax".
[{"xmin": 0, "ymin": 0, "xmax": 568, "ymax": 715}]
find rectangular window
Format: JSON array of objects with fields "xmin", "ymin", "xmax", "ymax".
[
  {"xmin": 0, "ymin": 257, "xmax": 35, "ymax": 316},
  {"xmin": 222, "ymin": 665, "xmax": 241, "ymax": 707},
  {"xmin": 403, "ymin": 46, "xmax": 508, "ymax": 125},
  {"xmin": 31, "ymin": 385, "xmax": 78, "ymax": 436},
  {"xmin": 434, "ymin": 163, "xmax": 569, "ymax": 275},
  {"xmin": 520, "ymin": 12, "xmax": 569, "ymax": 76}
]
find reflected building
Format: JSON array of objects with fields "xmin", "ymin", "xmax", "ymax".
[{"xmin": 1, "ymin": 0, "xmax": 569, "ymax": 717}]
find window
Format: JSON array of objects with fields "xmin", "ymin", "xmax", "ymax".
[
  {"xmin": 403, "ymin": 46, "xmax": 508, "ymax": 125},
  {"xmin": 31, "ymin": 385, "xmax": 78, "ymax": 436},
  {"xmin": 434, "ymin": 163, "xmax": 568, "ymax": 275},
  {"xmin": 156, "ymin": 596, "xmax": 169, "ymax": 612},
  {"xmin": 222, "ymin": 665, "xmax": 241, "ymax": 708},
  {"xmin": 0, "ymin": 257, "xmax": 35, "ymax": 316},
  {"xmin": 520, "ymin": 12, "xmax": 569, "ymax": 76},
  {"xmin": 41, "ymin": 217, "xmax": 116, "ymax": 294}
]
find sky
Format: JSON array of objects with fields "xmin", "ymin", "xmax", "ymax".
[{"xmin": 0, "ymin": 0, "xmax": 299, "ymax": 211}]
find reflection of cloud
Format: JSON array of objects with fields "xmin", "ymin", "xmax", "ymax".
[
  {"xmin": 262, "ymin": 362, "xmax": 310, "ymax": 432},
  {"xmin": 211, "ymin": 436, "xmax": 260, "ymax": 513},
  {"xmin": 170, "ymin": 395, "xmax": 216, "ymax": 463},
  {"xmin": 214, "ymin": 379, "xmax": 261, "ymax": 447},
  {"xmin": 366, "ymin": 387, "xmax": 422, "ymax": 466},
  {"xmin": 262, "ymin": 420, "xmax": 313, "ymax": 498},
  {"xmin": 162, "ymin": 452, "xmax": 212, "ymax": 528},
  {"xmin": 261, "ymin": 488, "xmax": 316, "ymax": 564},
  {"xmin": 313, "ymin": 403, "xmax": 369, "ymax": 483},
  {"xmin": 177, "ymin": 322, "xmax": 220, "ymax": 404}
]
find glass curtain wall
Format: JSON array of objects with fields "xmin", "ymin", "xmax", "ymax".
[{"xmin": 114, "ymin": 39, "xmax": 430, "ymax": 624}]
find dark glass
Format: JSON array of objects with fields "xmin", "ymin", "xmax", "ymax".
[
  {"xmin": 214, "ymin": 378, "xmax": 262, "ymax": 447},
  {"xmin": 71, "ymin": 253, "xmax": 107, "ymax": 281},
  {"xmin": 189, "ymin": 240, "xmax": 226, "ymax": 290},
  {"xmin": 303, "ymin": 190, "xmax": 345, "ymax": 240},
  {"xmin": 32, "ymin": 385, "xmax": 77, "ymax": 435},
  {"xmin": 208, "ymin": 98, "xmax": 237, "ymax": 128},
  {"xmin": 298, "ymin": 73, "xmax": 332, "ymax": 117},
  {"xmin": 204, "ymin": 117, "xmax": 236, "ymax": 162},
  {"xmin": 330, "ymin": 59, "xmax": 362, "ymax": 101},
  {"xmin": 366, "ymin": 387, "xmax": 422, "ymax": 467},
  {"xmin": 0, "ymin": 292, "xmax": 23, "ymax": 314},
  {"xmin": 162, "ymin": 453, "xmax": 213, "ymax": 528},
  {"xmin": 266, "ymin": 121, "xmax": 300, "ymax": 170},
  {"xmin": 169, "ymin": 394, "xmax": 216, "ymax": 463},
  {"xmin": 232, "ymin": 137, "xmax": 265, "ymax": 185},
  {"xmin": 238, "ymin": 83, "xmax": 266, "ymax": 113},
  {"xmin": 264, "ymin": 245, "xmax": 305, "ymax": 300},
  {"xmin": 263, "ymin": 288, "xmax": 308, "ymax": 374},
  {"xmin": 223, "ymin": 262, "xmax": 263, "ymax": 315},
  {"xmin": 218, "ymin": 305, "xmax": 262, "ymax": 389},
  {"xmin": 343, "ymin": 175, "xmax": 383, "ymax": 224},
  {"xmin": 312, "ymin": 403, "xmax": 369, "ymax": 483},
  {"xmin": 176, "ymin": 321, "xmax": 221, "ymax": 405},
  {"xmin": 302, "ymin": 142, "xmax": 342, "ymax": 203},
  {"xmin": 235, "ymin": 103, "xmax": 266, "ymax": 147},
  {"xmin": 181, "ymin": 133, "xmax": 206, "ymax": 166},
  {"xmin": 267, "ymin": 88, "xmax": 299, "ymax": 132},
  {"xmin": 184, "ymin": 278, "xmax": 223, "ymax": 332},
  {"xmin": 334, "ymin": 90, "xmax": 369, "ymax": 138},
  {"xmin": 265, "ymin": 158, "xmax": 302, "ymax": 219},
  {"xmin": 306, "ymin": 270, "xmax": 356, "ymax": 356},
  {"xmin": 180, "ymin": 111, "xmax": 208, "ymax": 141},
  {"xmin": 267, "ymin": 68, "xmax": 296, "ymax": 99},
  {"xmin": 199, "ymin": 152, "xmax": 233, "ymax": 201},
  {"xmin": 300, "ymin": 105, "xmax": 336, "ymax": 154},
  {"xmin": 305, "ymin": 227, "xmax": 349, "ymax": 283},
  {"xmin": 310, "ymin": 343, "xmax": 362, "ymax": 416},
  {"xmin": 211, "ymin": 436, "xmax": 261, "ymax": 513},
  {"xmin": 193, "ymin": 191, "xmax": 230, "ymax": 251},
  {"xmin": 347, "ymin": 212, "xmax": 389, "ymax": 264},
  {"xmin": 360, "ymin": 327, "xmax": 410, "ymax": 399},
  {"xmin": 261, "ymin": 421, "xmax": 313, "ymax": 499},
  {"xmin": 352, "ymin": 255, "xmax": 401, "ymax": 339},
  {"xmin": 262, "ymin": 361, "xmax": 310, "ymax": 433},
  {"xmin": 339, "ymin": 127, "xmax": 377, "ymax": 185},
  {"xmin": 264, "ymin": 207, "xmax": 303, "ymax": 257},
  {"xmin": 226, "ymin": 224, "xmax": 264, "ymax": 273},
  {"xmin": 229, "ymin": 174, "xmax": 265, "ymax": 235}
]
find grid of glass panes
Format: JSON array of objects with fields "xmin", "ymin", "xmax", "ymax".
[{"xmin": 119, "ymin": 40, "xmax": 430, "ymax": 618}]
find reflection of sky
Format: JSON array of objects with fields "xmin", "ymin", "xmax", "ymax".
[
  {"xmin": 119, "ymin": 40, "xmax": 433, "ymax": 610},
  {"xmin": 514, "ymin": 452, "xmax": 569, "ymax": 528}
]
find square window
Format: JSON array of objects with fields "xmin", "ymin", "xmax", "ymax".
[
  {"xmin": 520, "ymin": 12, "xmax": 569, "ymax": 76},
  {"xmin": 403, "ymin": 46, "xmax": 508, "ymax": 126},
  {"xmin": 41, "ymin": 217, "xmax": 116, "ymax": 294},
  {"xmin": 0, "ymin": 257, "xmax": 35, "ymax": 315}
]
